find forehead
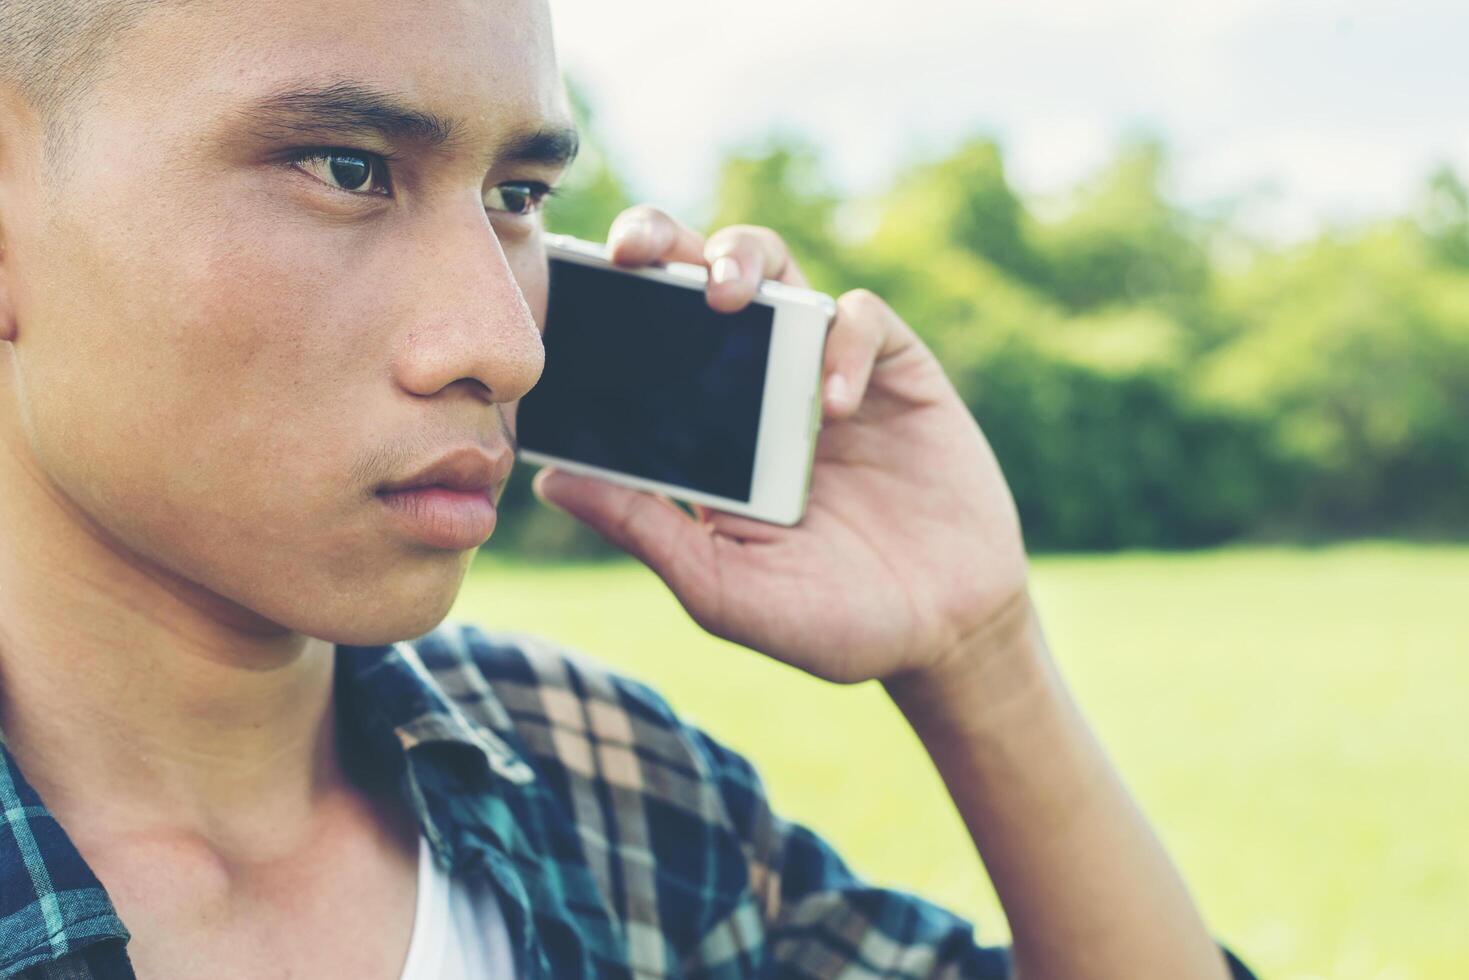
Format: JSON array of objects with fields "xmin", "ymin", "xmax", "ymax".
[{"xmin": 103, "ymin": 0, "xmax": 568, "ymax": 143}]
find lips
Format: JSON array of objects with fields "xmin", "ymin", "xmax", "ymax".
[
  {"xmin": 378, "ymin": 485, "xmax": 499, "ymax": 550},
  {"xmin": 376, "ymin": 445, "xmax": 514, "ymax": 550},
  {"xmin": 378, "ymin": 445, "xmax": 514, "ymax": 497}
]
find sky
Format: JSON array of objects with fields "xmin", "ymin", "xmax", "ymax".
[{"xmin": 548, "ymin": 0, "xmax": 1469, "ymax": 241}]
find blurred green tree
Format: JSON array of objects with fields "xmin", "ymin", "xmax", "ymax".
[
  {"xmin": 1418, "ymin": 165, "xmax": 1469, "ymax": 269},
  {"xmin": 866, "ymin": 135, "xmax": 1045, "ymax": 288},
  {"xmin": 1201, "ymin": 223, "xmax": 1469, "ymax": 533},
  {"xmin": 1031, "ymin": 139, "xmax": 1211, "ymax": 315}
]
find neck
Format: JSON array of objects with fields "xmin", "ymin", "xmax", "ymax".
[{"xmin": 0, "ymin": 434, "xmax": 346, "ymax": 862}]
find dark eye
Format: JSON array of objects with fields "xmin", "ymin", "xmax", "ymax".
[
  {"xmin": 485, "ymin": 181, "xmax": 554, "ymax": 216},
  {"xmin": 290, "ymin": 150, "xmax": 391, "ymax": 195}
]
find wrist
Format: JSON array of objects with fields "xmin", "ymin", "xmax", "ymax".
[{"xmin": 881, "ymin": 587, "xmax": 1058, "ymax": 737}]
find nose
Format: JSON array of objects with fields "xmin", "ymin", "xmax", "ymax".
[{"xmin": 391, "ymin": 207, "xmax": 545, "ymax": 406}]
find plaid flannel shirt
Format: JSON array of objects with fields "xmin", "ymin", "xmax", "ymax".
[{"xmin": 0, "ymin": 620, "xmax": 1256, "ymax": 979}]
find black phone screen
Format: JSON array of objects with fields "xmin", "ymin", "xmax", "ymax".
[{"xmin": 517, "ymin": 257, "xmax": 774, "ymax": 503}]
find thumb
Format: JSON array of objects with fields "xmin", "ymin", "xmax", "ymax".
[{"xmin": 532, "ymin": 467, "xmax": 715, "ymax": 595}]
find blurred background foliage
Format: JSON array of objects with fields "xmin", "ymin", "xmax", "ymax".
[{"xmin": 498, "ymin": 82, "xmax": 1469, "ymax": 559}]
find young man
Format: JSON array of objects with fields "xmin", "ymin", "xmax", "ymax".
[{"xmin": 0, "ymin": 1, "xmax": 1254, "ymax": 977}]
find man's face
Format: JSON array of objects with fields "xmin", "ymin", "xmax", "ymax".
[{"xmin": 0, "ymin": 0, "xmax": 573, "ymax": 645}]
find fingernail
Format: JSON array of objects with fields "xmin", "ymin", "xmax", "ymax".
[
  {"xmin": 711, "ymin": 255, "xmax": 741, "ymax": 285},
  {"xmin": 825, "ymin": 374, "xmax": 848, "ymax": 408}
]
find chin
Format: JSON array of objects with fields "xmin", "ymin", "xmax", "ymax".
[{"xmin": 303, "ymin": 580, "xmax": 464, "ymax": 648}]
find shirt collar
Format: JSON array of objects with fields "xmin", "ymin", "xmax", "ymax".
[
  {"xmin": 335, "ymin": 638, "xmax": 535, "ymax": 781},
  {"xmin": 0, "ymin": 733, "xmax": 130, "ymax": 976},
  {"xmin": 332, "ymin": 637, "xmax": 537, "ymax": 866}
]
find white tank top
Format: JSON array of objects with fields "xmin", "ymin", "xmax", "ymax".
[{"xmin": 398, "ymin": 834, "xmax": 518, "ymax": 980}]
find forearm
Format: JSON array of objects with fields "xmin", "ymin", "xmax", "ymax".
[{"xmin": 881, "ymin": 590, "xmax": 1231, "ymax": 980}]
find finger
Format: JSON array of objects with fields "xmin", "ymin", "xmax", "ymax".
[
  {"xmin": 606, "ymin": 205, "xmax": 707, "ymax": 268},
  {"xmin": 702, "ymin": 224, "xmax": 810, "ymax": 313},
  {"xmin": 531, "ymin": 466, "xmax": 716, "ymax": 599},
  {"xmin": 821, "ymin": 288, "xmax": 919, "ymax": 420}
]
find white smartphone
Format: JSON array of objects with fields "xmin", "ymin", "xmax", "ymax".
[{"xmin": 515, "ymin": 232, "xmax": 836, "ymax": 527}]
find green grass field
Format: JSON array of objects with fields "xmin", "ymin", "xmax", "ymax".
[{"xmin": 452, "ymin": 542, "xmax": 1469, "ymax": 980}]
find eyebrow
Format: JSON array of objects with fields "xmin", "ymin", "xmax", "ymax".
[
  {"xmin": 239, "ymin": 81, "xmax": 580, "ymax": 168},
  {"xmin": 496, "ymin": 125, "xmax": 581, "ymax": 170}
]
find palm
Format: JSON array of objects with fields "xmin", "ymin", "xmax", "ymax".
[{"xmin": 679, "ymin": 337, "xmax": 1026, "ymax": 682}]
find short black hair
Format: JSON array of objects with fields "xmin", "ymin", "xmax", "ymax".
[{"xmin": 0, "ymin": 0, "xmax": 172, "ymax": 162}]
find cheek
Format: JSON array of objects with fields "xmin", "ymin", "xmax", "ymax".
[
  {"xmin": 20, "ymin": 187, "xmax": 389, "ymax": 597},
  {"xmin": 508, "ymin": 237, "xmax": 549, "ymax": 333},
  {"xmin": 501, "ymin": 237, "xmax": 547, "ymax": 433}
]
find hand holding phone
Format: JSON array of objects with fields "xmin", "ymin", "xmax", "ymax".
[
  {"xmin": 516, "ymin": 232, "xmax": 836, "ymax": 526},
  {"xmin": 527, "ymin": 209, "xmax": 1029, "ymax": 689}
]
